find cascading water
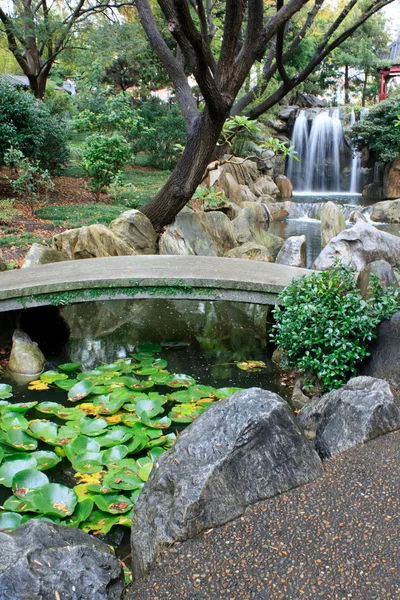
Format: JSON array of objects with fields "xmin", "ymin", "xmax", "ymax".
[
  {"xmin": 349, "ymin": 108, "xmax": 368, "ymax": 193},
  {"xmin": 286, "ymin": 110, "xmax": 308, "ymax": 188}
]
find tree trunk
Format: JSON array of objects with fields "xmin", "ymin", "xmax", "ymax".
[
  {"xmin": 141, "ymin": 109, "xmax": 227, "ymax": 230},
  {"xmin": 344, "ymin": 64, "xmax": 349, "ymax": 104}
]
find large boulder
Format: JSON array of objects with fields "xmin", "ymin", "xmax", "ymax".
[
  {"xmin": 21, "ymin": 244, "xmax": 67, "ymax": 269},
  {"xmin": 361, "ymin": 312, "xmax": 400, "ymax": 394},
  {"xmin": 53, "ymin": 224, "xmax": 135, "ymax": 260},
  {"xmin": 312, "ymin": 219, "xmax": 400, "ymax": 272},
  {"xmin": 297, "ymin": 376, "xmax": 400, "ymax": 459},
  {"xmin": 221, "ymin": 158, "xmax": 259, "ymax": 190},
  {"xmin": 8, "ymin": 329, "xmax": 45, "ymax": 377},
  {"xmin": 159, "ymin": 211, "xmax": 236, "ymax": 256},
  {"xmin": 357, "ymin": 260, "xmax": 398, "ymax": 300},
  {"xmin": 109, "ymin": 210, "xmax": 158, "ymax": 254},
  {"xmin": 275, "ymin": 175, "xmax": 293, "ymax": 198},
  {"xmin": 225, "ymin": 242, "xmax": 275, "ymax": 262},
  {"xmin": 239, "ymin": 184, "xmax": 257, "ymax": 204},
  {"xmin": 320, "ymin": 201, "xmax": 346, "ymax": 248},
  {"xmin": 278, "ymin": 106, "xmax": 298, "ymax": 121},
  {"xmin": 288, "ymin": 92, "xmax": 327, "ymax": 108},
  {"xmin": 362, "ymin": 181, "xmax": 383, "ymax": 200},
  {"xmin": 254, "ymin": 176, "xmax": 280, "ymax": 198},
  {"xmin": 231, "ymin": 207, "xmax": 261, "ymax": 244},
  {"xmin": 275, "ymin": 235, "xmax": 306, "ymax": 267},
  {"xmin": 367, "ymin": 199, "xmax": 400, "ymax": 223},
  {"xmin": 383, "ymin": 156, "xmax": 400, "ymax": 199},
  {"xmin": 216, "ymin": 172, "xmax": 243, "ymax": 205},
  {"xmin": 131, "ymin": 388, "xmax": 322, "ymax": 579},
  {"xmin": 0, "ymin": 520, "xmax": 124, "ymax": 600},
  {"xmin": 262, "ymin": 201, "xmax": 289, "ymax": 221}
]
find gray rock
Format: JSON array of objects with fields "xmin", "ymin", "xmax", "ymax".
[
  {"xmin": 239, "ymin": 184, "xmax": 257, "ymax": 204},
  {"xmin": 361, "ymin": 312, "xmax": 400, "ymax": 394},
  {"xmin": 278, "ymin": 106, "xmax": 298, "ymax": 121},
  {"xmin": 320, "ymin": 201, "xmax": 345, "ymax": 248},
  {"xmin": 297, "ymin": 376, "xmax": 400, "ymax": 459},
  {"xmin": 275, "ymin": 235, "xmax": 306, "ymax": 267},
  {"xmin": 159, "ymin": 211, "xmax": 236, "ymax": 256},
  {"xmin": 275, "ymin": 175, "xmax": 293, "ymax": 198},
  {"xmin": 53, "ymin": 224, "xmax": 135, "ymax": 260},
  {"xmin": 231, "ymin": 207, "xmax": 261, "ymax": 244},
  {"xmin": 367, "ymin": 199, "xmax": 400, "ymax": 223},
  {"xmin": 21, "ymin": 243, "xmax": 67, "ymax": 268},
  {"xmin": 109, "ymin": 210, "xmax": 158, "ymax": 254},
  {"xmin": 288, "ymin": 92, "xmax": 327, "ymax": 108},
  {"xmin": 225, "ymin": 242, "xmax": 275, "ymax": 262},
  {"xmin": 362, "ymin": 182, "xmax": 383, "ymax": 200},
  {"xmin": 131, "ymin": 388, "xmax": 322, "ymax": 579},
  {"xmin": 291, "ymin": 378, "xmax": 310, "ymax": 410},
  {"xmin": 312, "ymin": 220, "xmax": 400, "ymax": 272},
  {"xmin": 8, "ymin": 329, "xmax": 45, "ymax": 376},
  {"xmin": 254, "ymin": 176, "xmax": 280, "ymax": 198},
  {"xmin": 357, "ymin": 260, "xmax": 398, "ymax": 300},
  {"xmin": 0, "ymin": 520, "xmax": 124, "ymax": 600}
]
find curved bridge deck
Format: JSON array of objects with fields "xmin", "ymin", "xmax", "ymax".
[{"xmin": 0, "ymin": 256, "xmax": 312, "ymax": 312}]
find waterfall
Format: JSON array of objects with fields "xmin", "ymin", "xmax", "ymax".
[
  {"xmin": 286, "ymin": 110, "xmax": 308, "ymax": 189},
  {"xmin": 349, "ymin": 108, "xmax": 368, "ymax": 193}
]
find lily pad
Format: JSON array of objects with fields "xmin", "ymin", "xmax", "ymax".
[
  {"xmin": 69, "ymin": 436, "xmax": 101, "ymax": 456},
  {"xmin": 120, "ymin": 414, "xmax": 140, "ymax": 428},
  {"xmin": 0, "ymin": 512, "xmax": 24, "ymax": 531},
  {"xmin": 3, "ymin": 491, "xmax": 39, "ymax": 513},
  {"xmin": 34, "ymin": 483, "xmax": 78, "ymax": 517},
  {"xmin": 138, "ymin": 462, "xmax": 153, "ymax": 482},
  {"xmin": 58, "ymin": 362, "xmax": 81, "ymax": 372},
  {"xmin": 0, "ymin": 384, "xmax": 13, "ymax": 400},
  {"xmin": 0, "ymin": 429, "xmax": 37, "ymax": 451},
  {"xmin": 28, "ymin": 420, "xmax": 58, "ymax": 445},
  {"xmin": 72, "ymin": 452, "xmax": 104, "ymax": 474},
  {"xmin": 135, "ymin": 399, "xmax": 164, "ymax": 421},
  {"xmin": 79, "ymin": 417, "xmax": 109, "ymax": 437},
  {"xmin": 0, "ymin": 454, "xmax": 37, "ymax": 487},
  {"xmin": 93, "ymin": 394, "xmax": 125, "ymax": 415},
  {"xmin": 92, "ymin": 493, "xmax": 133, "ymax": 514},
  {"xmin": 54, "ymin": 378, "xmax": 79, "ymax": 391},
  {"xmin": 95, "ymin": 427, "xmax": 133, "ymax": 448},
  {"xmin": 12, "ymin": 468, "xmax": 49, "ymax": 497},
  {"xmin": 147, "ymin": 447, "xmax": 165, "ymax": 462},
  {"xmin": 215, "ymin": 387, "xmax": 242, "ymax": 399},
  {"xmin": 166, "ymin": 374, "xmax": 196, "ymax": 388},
  {"xmin": 81, "ymin": 510, "xmax": 121, "ymax": 534},
  {"xmin": 102, "ymin": 445, "xmax": 129, "ymax": 464},
  {"xmin": 68, "ymin": 380, "xmax": 95, "ymax": 402},
  {"xmin": 236, "ymin": 360, "xmax": 267, "ymax": 372},
  {"xmin": 148, "ymin": 372, "xmax": 173, "ymax": 385},
  {"xmin": 56, "ymin": 424, "xmax": 80, "ymax": 445},
  {"xmin": 1, "ymin": 411, "xmax": 29, "ymax": 431},
  {"xmin": 40, "ymin": 371, "xmax": 68, "ymax": 384},
  {"xmin": 103, "ymin": 469, "xmax": 144, "ymax": 491},
  {"xmin": 123, "ymin": 378, "xmax": 154, "ymax": 392},
  {"xmin": 66, "ymin": 498, "xmax": 94, "ymax": 527},
  {"xmin": 143, "ymin": 416, "xmax": 172, "ymax": 429},
  {"xmin": 31, "ymin": 450, "xmax": 61, "ymax": 471},
  {"xmin": 2, "ymin": 401, "xmax": 37, "ymax": 413}
]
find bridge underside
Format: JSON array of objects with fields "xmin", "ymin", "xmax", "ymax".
[{"xmin": 0, "ymin": 256, "xmax": 312, "ymax": 312}]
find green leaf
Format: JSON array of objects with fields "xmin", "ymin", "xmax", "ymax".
[
  {"xmin": 1, "ymin": 411, "xmax": 29, "ymax": 431},
  {"xmin": 0, "ymin": 512, "xmax": 24, "ymax": 531},
  {"xmin": 54, "ymin": 378, "xmax": 78, "ymax": 391},
  {"xmin": 3, "ymin": 491, "xmax": 39, "ymax": 512},
  {"xmin": 0, "ymin": 429, "xmax": 38, "ymax": 451},
  {"xmin": 93, "ymin": 394, "xmax": 125, "ymax": 415},
  {"xmin": 0, "ymin": 384, "xmax": 13, "ymax": 400},
  {"xmin": 79, "ymin": 417, "xmax": 109, "ymax": 437},
  {"xmin": 58, "ymin": 362, "xmax": 81, "ymax": 372},
  {"xmin": 40, "ymin": 371, "xmax": 68, "ymax": 384},
  {"xmin": 103, "ymin": 469, "xmax": 144, "ymax": 491},
  {"xmin": 135, "ymin": 399, "xmax": 164, "ymax": 420},
  {"xmin": 81, "ymin": 510, "xmax": 120, "ymax": 534},
  {"xmin": 138, "ymin": 462, "xmax": 153, "ymax": 482},
  {"xmin": 95, "ymin": 427, "xmax": 133, "ymax": 447},
  {"xmin": 92, "ymin": 493, "xmax": 133, "ymax": 514},
  {"xmin": 33, "ymin": 483, "xmax": 78, "ymax": 517},
  {"xmin": 0, "ymin": 454, "xmax": 37, "ymax": 487},
  {"xmin": 102, "ymin": 445, "xmax": 129, "ymax": 464},
  {"xmin": 166, "ymin": 374, "xmax": 196, "ymax": 388},
  {"xmin": 28, "ymin": 420, "xmax": 58, "ymax": 445},
  {"xmin": 12, "ymin": 468, "xmax": 49, "ymax": 497},
  {"xmin": 66, "ymin": 498, "xmax": 94, "ymax": 527},
  {"xmin": 68, "ymin": 380, "xmax": 95, "ymax": 402},
  {"xmin": 31, "ymin": 450, "xmax": 61, "ymax": 471}
]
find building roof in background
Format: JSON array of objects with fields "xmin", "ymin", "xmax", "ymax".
[{"xmin": 0, "ymin": 74, "xmax": 29, "ymax": 87}]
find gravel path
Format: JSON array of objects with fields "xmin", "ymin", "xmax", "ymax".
[{"xmin": 126, "ymin": 430, "xmax": 400, "ymax": 600}]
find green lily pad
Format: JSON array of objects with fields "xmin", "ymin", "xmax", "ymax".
[
  {"xmin": 79, "ymin": 417, "xmax": 109, "ymax": 437},
  {"xmin": 138, "ymin": 462, "xmax": 153, "ymax": 482},
  {"xmin": 81, "ymin": 510, "xmax": 120, "ymax": 534},
  {"xmin": 12, "ymin": 468, "xmax": 49, "ymax": 497},
  {"xmin": 72, "ymin": 452, "xmax": 104, "ymax": 474},
  {"xmin": 0, "ymin": 429, "xmax": 38, "ymax": 451},
  {"xmin": 215, "ymin": 387, "xmax": 242, "ymax": 399},
  {"xmin": 130, "ymin": 489, "xmax": 142, "ymax": 505},
  {"xmin": 58, "ymin": 362, "xmax": 81, "ymax": 372},
  {"xmin": 147, "ymin": 447, "xmax": 165, "ymax": 462},
  {"xmin": 56, "ymin": 424, "xmax": 80, "ymax": 445},
  {"xmin": 0, "ymin": 512, "xmax": 24, "ymax": 531},
  {"xmin": 0, "ymin": 454, "xmax": 37, "ymax": 487},
  {"xmin": 35, "ymin": 401, "xmax": 62, "ymax": 415},
  {"xmin": 34, "ymin": 483, "xmax": 78, "ymax": 517},
  {"xmin": 68, "ymin": 380, "xmax": 95, "ymax": 402},
  {"xmin": 69, "ymin": 436, "xmax": 101, "ymax": 456},
  {"xmin": 40, "ymin": 371, "xmax": 68, "ymax": 384},
  {"xmin": 3, "ymin": 491, "xmax": 39, "ymax": 512},
  {"xmin": 66, "ymin": 498, "xmax": 94, "ymax": 527},
  {"xmin": 120, "ymin": 414, "xmax": 140, "ymax": 428},
  {"xmin": 130, "ymin": 423, "xmax": 162, "ymax": 439},
  {"xmin": 54, "ymin": 378, "xmax": 78, "ymax": 391},
  {"xmin": 136, "ymin": 343, "xmax": 161, "ymax": 354},
  {"xmin": 77, "ymin": 370, "xmax": 104, "ymax": 381},
  {"xmin": 134, "ymin": 366, "xmax": 159, "ymax": 375},
  {"xmin": 57, "ymin": 407, "xmax": 85, "ymax": 421},
  {"xmin": 93, "ymin": 493, "xmax": 133, "ymax": 514},
  {"xmin": 102, "ymin": 445, "xmax": 129, "ymax": 464},
  {"xmin": 91, "ymin": 386, "xmax": 110, "ymax": 395},
  {"xmin": 103, "ymin": 469, "xmax": 144, "ymax": 491},
  {"xmin": 125, "ymin": 434, "xmax": 148, "ymax": 454},
  {"xmin": 143, "ymin": 416, "xmax": 172, "ymax": 429},
  {"xmin": 124, "ymin": 379, "xmax": 154, "ymax": 391},
  {"xmin": 1, "ymin": 411, "xmax": 29, "ymax": 431},
  {"xmin": 28, "ymin": 420, "xmax": 58, "ymax": 445},
  {"xmin": 135, "ymin": 399, "xmax": 164, "ymax": 420},
  {"xmin": 95, "ymin": 427, "xmax": 133, "ymax": 448},
  {"xmin": 166, "ymin": 374, "xmax": 196, "ymax": 388},
  {"xmin": 236, "ymin": 360, "xmax": 267, "ymax": 372},
  {"xmin": 0, "ymin": 384, "xmax": 13, "ymax": 400},
  {"xmin": 2, "ymin": 401, "xmax": 37, "ymax": 413},
  {"xmin": 93, "ymin": 394, "xmax": 125, "ymax": 415},
  {"xmin": 31, "ymin": 450, "xmax": 61, "ymax": 471},
  {"xmin": 148, "ymin": 372, "xmax": 173, "ymax": 385}
]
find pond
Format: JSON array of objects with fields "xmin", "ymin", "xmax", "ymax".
[{"xmin": 0, "ymin": 299, "xmax": 288, "ymax": 555}]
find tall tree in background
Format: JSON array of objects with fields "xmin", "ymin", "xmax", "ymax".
[
  {"xmin": 135, "ymin": 0, "xmax": 395, "ymax": 229},
  {"xmin": 0, "ymin": 0, "xmax": 125, "ymax": 98}
]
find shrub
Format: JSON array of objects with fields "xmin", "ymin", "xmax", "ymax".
[
  {"xmin": 0, "ymin": 82, "xmax": 69, "ymax": 171},
  {"xmin": 349, "ymin": 94, "xmax": 400, "ymax": 164},
  {"xmin": 106, "ymin": 179, "xmax": 142, "ymax": 209},
  {"xmin": 79, "ymin": 133, "xmax": 132, "ymax": 198},
  {"xmin": 0, "ymin": 200, "xmax": 22, "ymax": 225},
  {"xmin": 271, "ymin": 262, "xmax": 400, "ymax": 391},
  {"xmin": 4, "ymin": 147, "xmax": 54, "ymax": 210}
]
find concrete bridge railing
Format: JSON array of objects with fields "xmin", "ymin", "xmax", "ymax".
[{"xmin": 0, "ymin": 256, "xmax": 312, "ymax": 312}]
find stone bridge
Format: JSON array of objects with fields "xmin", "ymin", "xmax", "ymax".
[{"xmin": 0, "ymin": 256, "xmax": 312, "ymax": 312}]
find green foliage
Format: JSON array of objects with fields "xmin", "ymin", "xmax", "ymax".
[
  {"xmin": 0, "ymin": 200, "xmax": 21, "ymax": 226},
  {"xmin": 192, "ymin": 186, "xmax": 227, "ymax": 210},
  {"xmin": 271, "ymin": 262, "xmax": 400, "ymax": 391},
  {"xmin": 78, "ymin": 134, "xmax": 132, "ymax": 197},
  {"xmin": 4, "ymin": 147, "xmax": 54, "ymax": 209},
  {"xmin": 0, "ymin": 83, "xmax": 69, "ymax": 171},
  {"xmin": 35, "ymin": 204, "xmax": 126, "ymax": 228},
  {"xmin": 74, "ymin": 94, "xmax": 142, "ymax": 140},
  {"xmin": 106, "ymin": 179, "xmax": 141, "ymax": 209},
  {"xmin": 350, "ymin": 95, "xmax": 400, "ymax": 164}
]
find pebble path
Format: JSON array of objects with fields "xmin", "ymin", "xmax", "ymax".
[{"xmin": 127, "ymin": 430, "xmax": 400, "ymax": 600}]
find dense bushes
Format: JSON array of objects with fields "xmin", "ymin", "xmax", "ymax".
[
  {"xmin": 349, "ymin": 94, "xmax": 400, "ymax": 164},
  {"xmin": 0, "ymin": 83, "xmax": 69, "ymax": 171},
  {"xmin": 271, "ymin": 262, "xmax": 400, "ymax": 391},
  {"xmin": 79, "ymin": 134, "xmax": 131, "ymax": 197}
]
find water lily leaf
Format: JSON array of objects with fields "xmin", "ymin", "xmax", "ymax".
[
  {"xmin": 3, "ymin": 491, "xmax": 39, "ymax": 512},
  {"xmin": 79, "ymin": 417, "xmax": 109, "ymax": 437},
  {"xmin": 40, "ymin": 371, "xmax": 68, "ymax": 384},
  {"xmin": 2, "ymin": 402, "xmax": 37, "ymax": 413},
  {"xmin": 93, "ymin": 493, "xmax": 133, "ymax": 514},
  {"xmin": 104, "ymin": 413, "xmax": 123, "ymax": 424},
  {"xmin": 130, "ymin": 489, "xmax": 142, "ymax": 506},
  {"xmin": 98, "ymin": 363, "xmax": 121, "ymax": 372},
  {"xmin": 134, "ymin": 366, "xmax": 159, "ymax": 375},
  {"xmin": 56, "ymin": 407, "xmax": 85, "ymax": 421},
  {"xmin": 77, "ymin": 370, "xmax": 104, "ymax": 381},
  {"xmin": 0, "ymin": 384, "xmax": 13, "ymax": 400},
  {"xmin": 72, "ymin": 453, "xmax": 104, "ymax": 474},
  {"xmin": 142, "ymin": 415, "xmax": 172, "ymax": 429},
  {"xmin": 34, "ymin": 483, "xmax": 78, "ymax": 517},
  {"xmin": 79, "ymin": 403, "xmax": 100, "ymax": 416},
  {"xmin": 122, "ymin": 378, "xmax": 154, "ymax": 392},
  {"xmin": 54, "ymin": 378, "xmax": 78, "ymax": 391},
  {"xmin": 146, "ymin": 433, "xmax": 176, "ymax": 450},
  {"xmin": 138, "ymin": 462, "xmax": 153, "ymax": 482},
  {"xmin": 103, "ymin": 469, "xmax": 144, "ymax": 491},
  {"xmin": 69, "ymin": 436, "xmax": 101, "ymax": 456},
  {"xmin": 31, "ymin": 450, "xmax": 61, "ymax": 471},
  {"xmin": 93, "ymin": 394, "xmax": 125, "ymax": 415},
  {"xmin": 136, "ymin": 456, "xmax": 152, "ymax": 468},
  {"xmin": 0, "ymin": 512, "xmax": 24, "ymax": 531},
  {"xmin": 91, "ymin": 386, "xmax": 110, "ymax": 395},
  {"xmin": 130, "ymin": 423, "xmax": 162, "ymax": 439},
  {"xmin": 215, "ymin": 387, "xmax": 242, "ymax": 399},
  {"xmin": 0, "ymin": 446, "xmax": 4, "ymax": 464},
  {"xmin": 66, "ymin": 498, "xmax": 94, "ymax": 527},
  {"xmin": 28, "ymin": 420, "xmax": 58, "ymax": 445},
  {"xmin": 74, "ymin": 471, "xmax": 104, "ymax": 486},
  {"xmin": 120, "ymin": 414, "xmax": 140, "ymax": 428},
  {"xmin": 147, "ymin": 447, "xmax": 165, "ymax": 462},
  {"xmin": 148, "ymin": 372, "xmax": 173, "ymax": 385},
  {"xmin": 35, "ymin": 402, "xmax": 61, "ymax": 415},
  {"xmin": 136, "ymin": 343, "xmax": 161, "ymax": 354},
  {"xmin": 73, "ymin": 484, "xmax": 96, "ymax": 501},
  {"xmin": 135, "ymin": 399, "xmax": 164, "ymax": 420},
  {"xmin": 56, "ymin": 424, "xmax": 80, "ymax": 445},
  {"xmin": 58, "ymin": 362, "xmax": 81, "ymax": 372},
  {"xmin": 166, "ymin": 374, "xmax": 196, "ymax": 388},
  {"xmin": 0, "ymin": 454, "xmax": 37, "ymax": 487},
  {"xmin": 68, "ymin": 380, "xmax": 95, "ymax": 402},
  {"xmin": 84, "ymin": 483, "xmax": 113, "ymax": 494},
  {"xmin": 0, "ymin": 429, "xmax": 37, "ymax": 451},
  {"xmin": 236, "ymin": 361, "xmax": 267, "ymax": 372},
  {"xmin": 28, "ymin": 380, "xmax": 49, "ymax": 391},
  {"xmin": 12, "ymin": 468, "xmax": 49, "ymax": 497},
  {"xmin": 95, "ymin": 427, "xmax": 133, "ymax": 448},
  {"xmin": 1, "ymin": 411, "xmax": 29, "ymax": 431},
  {"xmin": 102, "ymin": 445, "xmax": 129, "ymax": 464},
  {"xmin": 81, "ymin": 510, "xmax": 120, "ymax": 534},
  {"xmin": 125, "ymin": 434, "xmax": 148, "ymax": 454}
]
